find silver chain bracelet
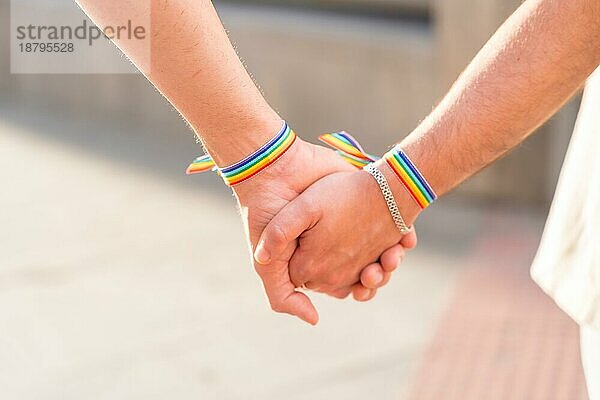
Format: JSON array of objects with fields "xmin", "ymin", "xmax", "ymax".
[{"xmin": 363, "ymin": 164, "xmax": 412, "ymax": 235}]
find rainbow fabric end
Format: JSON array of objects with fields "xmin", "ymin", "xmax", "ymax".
[
  {"xmin": 186, "ymin": 154, "xmax": 217, "ymax": 175},
  {"xmin": 318, "ymin": 132, "xmax": 378, "ymax": 168}
]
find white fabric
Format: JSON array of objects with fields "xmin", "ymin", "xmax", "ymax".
[
  {"xmin": 531, "ymin": 66, "xmax": 600, "ymax": 330},
  {"xmin": 581, "ymin": 325, "xmax": 600, "ymax": 400}
]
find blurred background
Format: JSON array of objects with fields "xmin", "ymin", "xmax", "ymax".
[{"xmin": 0, "ymin": 0, "xmax": 589, "ymax": 399}]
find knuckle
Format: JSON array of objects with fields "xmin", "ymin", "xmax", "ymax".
[
  {"xmin": 270, "ymin": 300, "xmax": 285, "ymax": 313},
  {"xmin": 268, "ymin": 224, "xmax": 289, "ymax": 247},
  {"xmin": 298, "ymin": 197, "xmax": 320, "ymax": 220},
  {"xmin": 289, "ymin": 256, "xmax": 312, "ymax": 282}
]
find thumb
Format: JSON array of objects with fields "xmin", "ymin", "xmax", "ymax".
[
  {"xmin": 255, "ymin": 258, "xmax": 319, "ymax": 325},
  {"xmin": 253, "ymin": 195, "xmax": 321, "ymax": 325},
  {"xmin": 254, "ymin": 197, "xmax": 318, "ymax": 265}
]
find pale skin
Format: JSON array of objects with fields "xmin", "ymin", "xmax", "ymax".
[
  {"xmin": 74, "ymin": 0, "xmax": 415, "ymax": 325},
  {"xmin": 257, "ymin": 0, "xmax": 600, "ymax": 292}
]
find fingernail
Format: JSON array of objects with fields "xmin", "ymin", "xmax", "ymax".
[
  {"xmin": 397, "ymin": 255, "xmax": 405, "ymax": 269},
  {"xmin": 254, "ymin": 242, "xmax": 270, "ymax": 264}
]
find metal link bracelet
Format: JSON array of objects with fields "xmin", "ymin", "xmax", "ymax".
[{"xmin": 363, "ymin": 164, "xmax": 412, "ymax": 235}]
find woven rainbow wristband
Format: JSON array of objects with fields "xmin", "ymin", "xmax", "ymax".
[
  {"xmin": 186, "ymin": 122, "xmax": 296, "ymax": 186},
  {"xmin": 384, "ymin": 147, "xmax": 436, "ymax": 209}
]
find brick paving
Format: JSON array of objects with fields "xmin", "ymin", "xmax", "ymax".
[{"xmin": 406, "ymin": 219, "xmax": 589, "ymax": 400}]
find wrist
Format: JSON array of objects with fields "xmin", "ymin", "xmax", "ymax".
[
  {"xmin": 232, "ymin": 137, "xmax": 311, "ymax": 202},
  {"xmin": 372, "ymin": 158, "xmax": 422, "ymax": 226},
  {"xmin": 198, "ymin": 115, "xmax": 284, "ymax": 167}
]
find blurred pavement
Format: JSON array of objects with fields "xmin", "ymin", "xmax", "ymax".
[{"xmin": 0, "ymin": 102, "xmax": 586, "ymax": 399}]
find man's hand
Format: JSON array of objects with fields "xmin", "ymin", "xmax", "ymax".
[
  {"xmin": 233, "ymin": 139, "xmax": 408, "ymax": 325},
  {"xmin": 73, "ymin": 0, "xmax": 411, "ymax": 324},
  {"xmin": 255, "ymin": 169, "xmax": 420, "ymax": 305}
]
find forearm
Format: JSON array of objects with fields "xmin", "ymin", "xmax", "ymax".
[
  {"xmin": 76, "ymin": 0, "xmax": 281, "ymax": 165},
  {"xmin": 384, "ymin": 0, "xmax": 600, "ymax": 221}
]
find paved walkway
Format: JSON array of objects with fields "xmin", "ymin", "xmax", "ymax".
[
  {"xmin": 0, "ymin": 105, "xmax": 587, "ymax": 399},
  {"xmin": 406, "ymin": 218, "xmax": 589, "ymax": 400}
]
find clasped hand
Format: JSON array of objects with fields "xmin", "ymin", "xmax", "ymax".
[{"xmin": 233, "ymin": 138, "xmax": 417, "ymax": 325}]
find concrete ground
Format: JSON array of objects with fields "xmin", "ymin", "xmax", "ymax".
[{"xmin": 0, "ymin": 103, "xmax": 586, "ymax": 399}]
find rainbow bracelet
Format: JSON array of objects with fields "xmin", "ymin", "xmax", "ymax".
[
  {"xmin": 317, "ymin": 132, "xmax": 436, "ymax": 209},
  {"xmin": 384, "ymin": 147, "xmax": 436, "ymax": 209},
  {"xmin": 187, "ymin": 127, "xmax": 436, "ymax": 209},
  {"xmin": 186, "ymin": 121, "xmax": 296, "ymax": 186}
]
